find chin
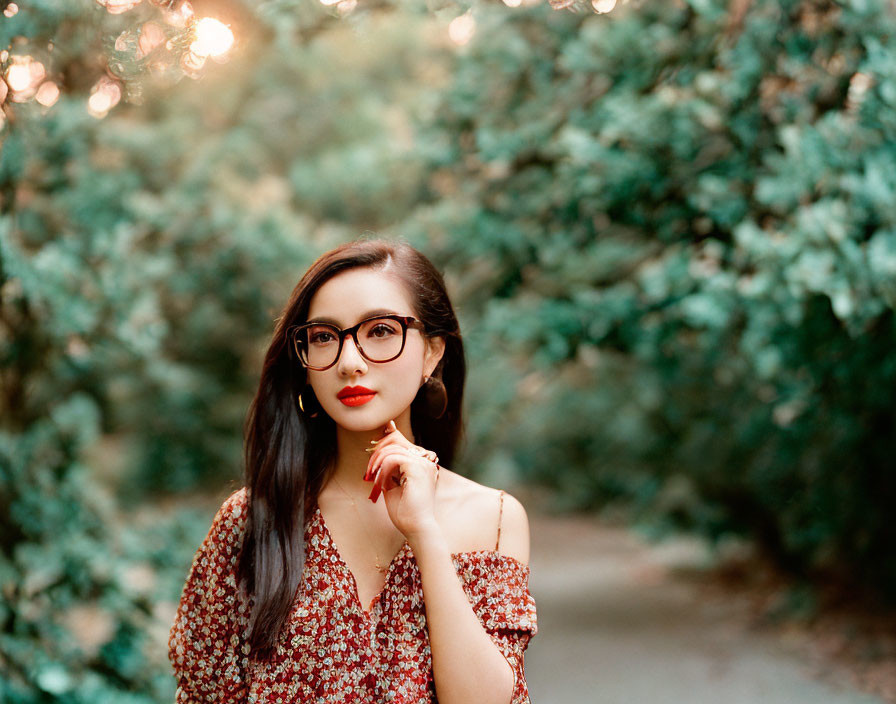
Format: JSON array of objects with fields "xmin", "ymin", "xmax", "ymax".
[
  {"xmin": 323, "ymin": 406, "xmax": 387, "ymax": 432},
  {"xmin": 326, "ymin": 399, "xmax": 412, "ymax": 432},
  {"xmin": 335, "ymin": 418, "xmax": 384, "ymax": 433}
]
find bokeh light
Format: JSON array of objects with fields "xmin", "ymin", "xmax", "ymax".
[
  {"xmin": 5, "ymin": 55, "xmax": 47, "ymax": 102},
  {"xmin": 181, "ymin": 50, "xmax": 206, "ymax": 73},
  {"xmin": 448, "ymin": 12, "xmax": 476, "ymax": 47},
  {"xmin": 114, "ymin": 31, "xmax": 133, "ymax": 53},
  {"xmin": 592, "ymin": 0, "xmax": 616, "ymax": 12},
  {"xmin": 4, "ymin": 3, "xmax": 19, "ymax": 17},
  {"xmin": 503, "ymin": 0, "xmax": 523, "ymax": 7},
  {"xmin": 137, "ymin": 22, "xmax": 166, "ymax": 59},
  {"xmin": 35, "ymin": 81, "xmax": 61, "ymax": 107},
  {"xmin": 847, "ymin": 71, "xmax": 872, "ymax": 113},
  {"xmin": 87, "ymin": 76, "xmax": 122, "ymax": 118},
  {"xmin": 6, "ymin": 63, "xmax": 33, "ymax": 92},
  {"xmin": 96, "ymin": 0, "xmax": 143, "ymax": 13},
  {"xmin": 189, "ymin": 17, "xmax": 234, "ymax": 58},
  {"xmin": 161, "ymin": 0, "xmax": 194, "ymax": 27}
]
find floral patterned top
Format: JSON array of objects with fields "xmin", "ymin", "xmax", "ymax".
[{"xmin": 168, "ymin": 487, "xmax": 538, "ymax": 703}]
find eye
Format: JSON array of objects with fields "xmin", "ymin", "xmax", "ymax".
[
  {"xmin": 309, "ymin": 329, "xmax": 336, "ymax": 344},
  {"xmin": 368, "ymin": 323, "xmax": 398, "ymax": 338}
]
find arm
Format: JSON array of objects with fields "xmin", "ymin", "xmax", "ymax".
[
  {"xmin": 409, "ymin": 493, "xmax": 533, "ymax": 704},
  {"xmin": 365, "ymin": 424, "xmax": 537, "ymax": 703}
]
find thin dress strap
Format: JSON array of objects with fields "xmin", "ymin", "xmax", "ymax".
[{"xmin": 495, "ymin": 490, "xmax": 505, "ymax": 552}]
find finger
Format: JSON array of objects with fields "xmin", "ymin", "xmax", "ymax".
[
  {"xmin": 371, "ymin": 450, "xmax": 405, "ymax": 496},
  {"xmin": 365, "ymin": 430, "xmax": 411, "ymax": 479},
  {"xmin": 368, "ymin": 453, "xmax": 392, "ymax": 502},
  {"xmin": 369, "ymin": 449, "xmax": 416, "ymax": 503},
  {"xmin": 366, "ymin": 434, "xmax": 394, "ymax": 479},
  {"xmin": 382, "ymin": 451, "xmax": 430, "ymax": 492},
  {"xmin": 366, "ymin": 437, "xmax": 395, "ymax": 480},
  {"xmin": 377, "ymin": 419, "xmax": 398, "ymax": 442}
]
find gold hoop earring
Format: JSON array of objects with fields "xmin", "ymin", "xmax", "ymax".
[
  {"xmin": 419, "ymin": 374, "xmax": 447, "ymax": 419},
  {"xmin": 298, "ymin": 389, "xmax": 319, "ymax": 418}
]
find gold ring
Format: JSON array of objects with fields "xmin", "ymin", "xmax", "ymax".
[{"xmin": 411, "ymin": 446, "xmax": 439, "ymax": 464}]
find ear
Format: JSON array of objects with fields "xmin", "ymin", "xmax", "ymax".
[{"xmin": 423, "ymin": 335, "xmax": 446, "ymax": 378}]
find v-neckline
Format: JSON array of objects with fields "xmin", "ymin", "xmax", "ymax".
[{"xmin": 312, "ymin": 504, "xmax": 411, "ymax": 617}]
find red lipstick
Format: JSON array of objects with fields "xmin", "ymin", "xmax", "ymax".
[{"xmin": 337, "ymin": 386, "xmax": 376, "ymax": 407}]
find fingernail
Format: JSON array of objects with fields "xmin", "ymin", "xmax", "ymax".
[
  {"xmin": 369, "ymin": 439, "xmax": 379, "ymax": 445},
  {"xmin": 365, "ymin": 447, "xmax": 374, "ymax": 453}
]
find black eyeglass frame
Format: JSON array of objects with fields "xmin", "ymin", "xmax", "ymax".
[{"xmin": 288, "ymin": 314, "xmax": 427, "ymax": 371}]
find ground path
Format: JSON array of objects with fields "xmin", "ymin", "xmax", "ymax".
[{"xmin": 523, "ymin": 509, "xmax": 885, "ymax": 704}]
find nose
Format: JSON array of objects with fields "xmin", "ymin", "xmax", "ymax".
[{"xmin": 337, "ymin": 333, "xmax": 368, "ymax": 375}]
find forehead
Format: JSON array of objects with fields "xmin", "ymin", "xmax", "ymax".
[{"xmin": 307, "ymin": 267, "xmax": 413, "ymax": 326}]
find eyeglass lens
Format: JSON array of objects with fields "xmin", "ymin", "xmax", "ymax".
[{"xmin": 295, "ymin": 316, "xmax": 406, "ymax": 368}]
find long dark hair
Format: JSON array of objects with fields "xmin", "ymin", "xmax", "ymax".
[{"xmin": 236, "ymin": 237, "xmax": 466, "ymax": 658}]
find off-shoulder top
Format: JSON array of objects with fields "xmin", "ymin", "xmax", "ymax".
[{"xmin": 168, "ymin": 487, "xmax": 538, "ymax": 703}]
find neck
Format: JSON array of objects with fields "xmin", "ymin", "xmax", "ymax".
[{"xmin": 327, "ymin": 411, "xmax": 415, "ymax": 496}]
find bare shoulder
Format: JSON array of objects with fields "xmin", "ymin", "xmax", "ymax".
[
  {"xmin": 494, "ymin": 490, "xmax": 530, "ymax": 566},
  {"xmin": 437, "ymin": 469, "xmax": 531, "ymax": 565}
]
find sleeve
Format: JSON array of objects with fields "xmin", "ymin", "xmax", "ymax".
[
  {"xmin": 168, "ymin": 488, "xmax": 252, "ymax": 703},
  {"xmin": 454, "ymin": 554, "xmax": 538, "ymax": 704}
]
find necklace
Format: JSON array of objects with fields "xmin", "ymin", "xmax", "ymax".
[{"xmin": 330, "ymin": 474, "xmax": 391, "ymax": 573}]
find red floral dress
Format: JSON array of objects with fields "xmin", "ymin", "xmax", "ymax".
[{"xmin": 168, "ymin": 488, "xmax": 538, "ymax": 703}]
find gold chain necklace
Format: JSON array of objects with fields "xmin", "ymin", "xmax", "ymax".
[{"xmin": 330, "ymin": 475, "xmax": 391, "ymax": 573}]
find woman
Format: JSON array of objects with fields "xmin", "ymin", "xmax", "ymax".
[{"xmin": 168, "ymin": 238, "xmax": 537, "ymax": 703}]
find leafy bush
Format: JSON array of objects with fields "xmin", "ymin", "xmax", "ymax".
[
  {"xmin": 405, "ymin": 0, "xmax": 896, "ymax": 592},
  {"xmin": 4, "ymin": 0, "xmax": 896, "ymax": 698}
]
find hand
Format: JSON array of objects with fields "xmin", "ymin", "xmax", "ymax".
[{"xmin": 364, "ymin": 420, "xmax": 441, "ymax": 540}]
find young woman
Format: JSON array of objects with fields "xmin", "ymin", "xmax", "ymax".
[{"xmin": 168, "ymin": 238, "xmax": 537, "ymax": 703}]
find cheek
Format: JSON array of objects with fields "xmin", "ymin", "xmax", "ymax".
[
  {"xmin": 305, "ymin": 372, "xmax": 331, "ymax": 400},
  {"xmin": 391, "ymin": 349, "xmax": 426, "ymax": 384},
  {"xmin": 370, "ymin": 359, "xmax": 426, "ymax": 413},
  {"xmin": 377, "ymin": 361, "xmax": 420, "ymax": 398}
]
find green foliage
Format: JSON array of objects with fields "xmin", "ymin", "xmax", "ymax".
[
  {"xmin": 0, "ymin": 1, "xmax": 464, "ymax": 697},
  {"xmin": 406, "ymin": 0, "xmax": 896, "ymax": 592},
  {"xmin": 0, "ymin": 392, "xmax": 169, "ymax": 700},
  {"xmin": 3, "ymin": 0, "xmax": 896, "ymax": 697}
]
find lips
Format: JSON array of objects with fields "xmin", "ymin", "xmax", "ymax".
[{"xmin": 337, "ymin": 386, "xmax": 376, "ymax": 407}]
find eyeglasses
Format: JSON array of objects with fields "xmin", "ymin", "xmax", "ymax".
[{"xmin": 288, "ymin": 314, "xmax": 427, "ymax": 371}]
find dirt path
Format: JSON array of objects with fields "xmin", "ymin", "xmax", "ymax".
[{"xmin": 523, "ymin": 510, "xmax": 886, "ymax": 704}]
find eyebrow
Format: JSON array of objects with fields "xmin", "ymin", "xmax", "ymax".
[{"xmin": 306, "ymin": 308, "xmax": 403, "ymax": 326}]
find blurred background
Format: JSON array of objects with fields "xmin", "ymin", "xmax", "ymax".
[{"xmin": 2, "ymin": 0, "xmax": 895, "ymax": 701}]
